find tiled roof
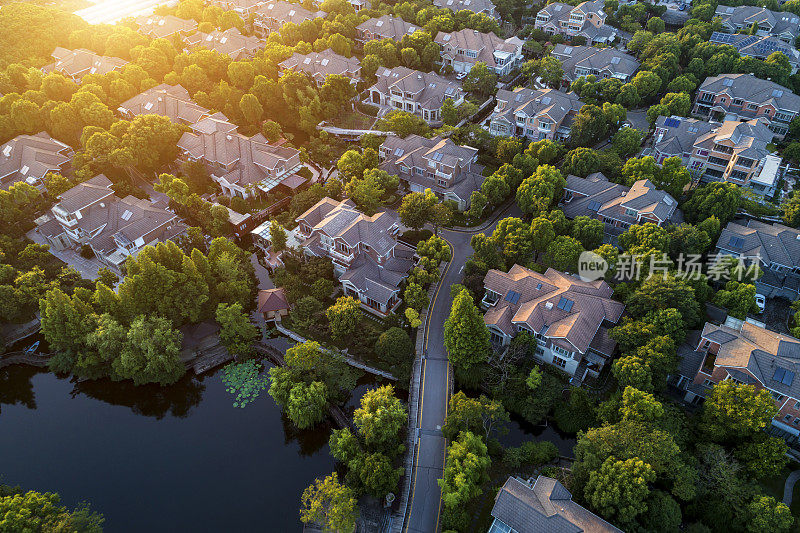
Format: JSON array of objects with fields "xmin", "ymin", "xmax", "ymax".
[
  {"xmin": 118, "ymin": 84, "xmax": 210, "ymax": 124},
  {"xmin": 715, "ymin": 5, "xmax": 800, "ymax": 38},
  {"xmin": 371, "ymin": 66, "xmax": 464, "ymax": 111},
  {"xmin": 0, "ymin": 132, "xmax": 72, "ymax": 190},
  {"xmin": 693, "ymin": 117, "xmax": 775, "ymax": 161},
  {"xmin": 45, "ymin": 47, "xmax": 128, "ymax": 80},
  {"xmin": 356, "ymin": 15, "xmax": 421, "ymax": 41},
  {"xmin": 432, "ymin": 0, "xmax": 496, "ymax": 16},
  {"xmin": 280, "ymin": 49, "xmax": 361, "ymax": 83},
  {"xmin": 551, "ymin": 44, "xmax": 639, "ymax": 81},
  {"xmin": 564, "ymin": 173, "xmax": 679, "ymax": 224},
  {"xmin": 654, "ymin": 115, "xmax": 717, "ymax": 158},
  {"xmin": 56, "ymin": 174, "xmax": 113, "ymax": 213},
  {"xmin": 257, "ymin": 288, "xmax": 290, "ymax": 313},
  {"xmin": 434, "ymin": 29, "xmax": 522, "ymax": 69},
  {"xmin": 339, "ymin": 249, "xmax": 413, "ymax": 305},
  {"xmin": 483, "ymin": 265, "xmax": 624, "ymax": 354},
  {"xmin": 717, "ymin": 219, "xmax": 800, "ymax": 269},
  {"xmin": 697, "ymin": 74, "xmax": 800, "ymax": 112},
  {"xmin": 490, "ymin": 87, "xmax": 583, "ymax": 127},
  {"xmin": 134, "ymin": 14, "xmax": 198, "ymax": 39},
  {"xmin": 491, "ymin": 476, "xmax": 622, "ymax": 533},
  {"xmin": 184, "ymin": 28, "xmax": 264, "ymax": 59},
  {"xmin": 709, "ymin": 32, "xmax": 800, "ymax": 65},
  {"xmin": 253, "ymin": 0, "xmax": 326, "ymax": 25}
]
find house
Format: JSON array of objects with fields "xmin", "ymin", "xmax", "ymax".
[
  {"xmin": 213, "ymin": 203, "xmax": 255, "ymax": 238},
  {"xmin": 252, "ymin": 1, "xmax": 326, "ymax": 37},
  {"xmin": 295, "ymin": 197, "xmax": 415, "ymax": 316},
  {"xmin": 37, "ymin": 175, "xmax": 187, "ymax": 269},
  {"xmin": 43, "ymin": 47, "xmax": 128, "ymax": 82},
  {"xmin": 551, "ymin": 43, "xmax": 640, "ymax": 84},
  {"xmin": 481, "ymin": 265, "xmax": 625, "ymax": 380},
  {"xmin": 378, "ymin": 135, "xmax": 484, "ymax": 210},
  {"xmin": 653, "ymin": 115, "xmax": 717, "ymax": 165},
  {"xmin": 687, "ymin": 117, "xmax": 782, "ymax": 197},
  {"xmin": 562, "ymin": 173, "xmax": 681, "ymax": 233},
  {"xmin": 210, "ymin": 0, "xmax": 268, "ymax": 17},
  {"xmin": 434, "ymin": 29, "xmax": 524, "ymax": 76},
  {"xmin": 432, "ymin": 0, "xmax": 498, "ymax": 19},
  {"xmin": 0, "ymin": 132, "xmax": 73, "ymax": 191},
  {"xmin": 251, "ymin": 219, "xmax": 303, "ymax": 271},
  {"xmin": 356, "ymin": 15, "xmax": 422, "ymax": 44},
  {"xmin": 715, "ymin": 219, "xmax": 800, "ymax": 299},
  {"xmin": 134, "ymin": 15, "xmax": 198, "ymax": 39},
  {"xmin": 279, "ymin": 49, "xmax": 361, "ymax": 86},
  {"xmin": 692, "ymin": 74, "xmax": 800, "ymax": 138},
  {"xmin": 679, "ymin": 317, "xmax": 800, "ymax": 445},
  {"xmin": 184, "ymin": 28, "xmax": 265, "ymax": 60},
  {"xmin": 117, "ymin": 84, "xmax": 210, "ymax": 124},
  {"xmin": 257, "ymin": 288, "xmax": 290, "ymax": 321},
  {"xmin": 486, "ymin": 87, "xmax": 583, "ymax": 141},
  {"xmin": 367, "ymin": 66, "xmax": 465, "ymax": 125},
  {"xmin": 179, "ymin": 321, "xmax": 222, "ymax": 363},
  {"xmin": 708, "ymin": 32, "xmax": 800, "ymax": 73},
  {"xmin": 533, "ymin": 0, "xmax": 619, "ymax": 44},
  {"xmin": 489, "ymin": 476, "xmax": 622, "ymax": 533},
  {"xmin": 713, "ymin": 5, "xmax": 800, "ymax": 43},
  {"xmin": 177, "ymin": 112, "xmax": 304, "ymax": 200},
  {"xmin": 348, "ymin": 0, "xmax": 369, "ymax": 11}
]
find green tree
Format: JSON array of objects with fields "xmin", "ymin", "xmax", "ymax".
[
  {"xmin": 462, "ymin": 62, "xmax": 498, "ymax": 96},
  {"xmin": 216, "ymin": 302, "xmax": 259, "ymax": 357},
  {"xmin": 0, "ymin": 488, "xmax": 104, "ymax": 532},
  {"xmin": 585, "ymin": 456, "xmax": 656, "ymax": 525},
  {"xmin": 300, "ymin": 473, "xmax": 358, "ymax": 533},
  {"xmin": 563, "ymin": 147, "xmax": 600, "ymax": 177},
  {"xmin": 746, "ymin": 496, "xmax": 794, "ymax": 533},
  {"xmin": 112, "ymin": 315, "xmax": 185, "ymax": 386},
  {"xmin": 620, "ymin": 386, "xmax": 664, "ymax": 423},
  {"xmin": 734, "ymin": 433, "xmax": 788, "ymax": 480},
  {"xmin": 684, "ymin": 182, "xmax": 742, "ymax": 225},
  {"xmin": 571, "ymin": 216, "xmax": 604, "ymax": 249},
  {"xmin": 397, "ymin": 188, "xmax": 437, "ymax": 230},
  {"xmin": 545, "ymin": 236, "xmax": 584, "ymax": 271},
  {"xmin": 287, "ymin": 380, "xmax": 329, "ymax": 429},
  {"xmin": 375, "ymin": 327, "xmax": 414, "ymax": 370},
  {"xmin": 442, "ymin": 391, "xmax": 509, "ymax": 441},
  {"xmin": 702, "ymin": 380, "xmax": 778, "ymax": 441},
  {"xmin": 326, "ymin": 296, "xmax": 362, "ymax": 341},
  {"xmin": 270, "ymin": 219, "xmax": 288, "ymax": 252},
  {"xmin": 354, "ymin": 385, "xmax": 407, "ymax": 451},
  {"xmin": 443, "ymin": 288, "xmax": 490, "ymax": 371},
  {"xmin": 714, "ymin": 280, "xmax": 759, "ymax": 319},
  {"xmin": 376, "ymin": 110, "xmax": 429, "ymax": 137},
  {"xmin": 516, "ymin": 165, "xmax": 566, "ymax": 215},
  {"xmin": 439, "ymin": 431, "xmax": 491, "ymax": 527}
]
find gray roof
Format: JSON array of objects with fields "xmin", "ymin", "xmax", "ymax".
[
  {"xmin": 356, "ymin": 15, "xmax": 421, "ymax": 41},
  {"xmin": 432, "ymin": 0, "xmax": 496, "ymax": 17},
  {"xmin": 654, "ymin": 115, "xmax": 717, "ymax": 158},
  {"xmin": 370, "ymin": 66, "xmax": 464, "ymax": 111},
  {"xmin": 692, "ymin": 117, "xmax": 775, "ymax": 161},
  {"xmin": 134, "ymin": 14, "xmax": 197, "ymax": 39},
  {"xmin": 184, "ymin": 28, "xmax": 264, "ymax": 59},
  {"xmin": 118, "ymin": 84, "xmax": 210, "ymax": 124},
  {"xmin": 551, "ymin": 44, "xmax": 639, "ymax": 81},
  {"xmin": 717, "ymin": 219, "xmax": 800, "ymax": 269},
  {"xmin": 56, "ymin": 174, "xmax": 114, "ymax": 213},
  {"xmin": 490, "ymin": 87, "xmax": 583, "ymax": 128},
  {"xmin": 697, "ymin": 74, "xmax": 800, "ymax": 113},
  {"xmin": 714, "ymin": 5, "xmax": 800, "ymax": 40},
  {"xmin": 280, "ymin": 49, "xmax": 361, "ymax": 83},
  {"xmin": 709, "ymin": 32, "xmax": 800, "ymax": 65},
  {"xmin": 435, "ymin": 29, "xmax": 523, "ymax": 70},
  {"xmin": 44, "ymin": 47, "xmax": 128, "ymax": 80},
  {"xmin": 491, "ymin": 476, "xmax": 622, "ymax": 533},
  {"xmin": 339, "ymin": 246, "xmax": 414, "ymax": 304},
  {"xmin": 253, "ymin": 0, "xmax": 326, "ymax": 26},
  {"xmin": 564, "ymin": 173, "xmax": 680, "ymax": 224},
  {"xmin": 0, "ymin": 132, "xmax": 72, "ymax": 190}
]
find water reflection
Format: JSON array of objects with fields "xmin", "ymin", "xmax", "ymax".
[{"xmin": 0, "ymin": 365, "xmax": 38, "ymax": 414}]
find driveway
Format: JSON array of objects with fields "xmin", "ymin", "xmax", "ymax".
[
  {"xmin": 626, "ymin": 109, "xmax": 649, "ymax": 132},
  {"xmin": 401, "ymin": 203, "xmax": 522, "ymax": 533}
]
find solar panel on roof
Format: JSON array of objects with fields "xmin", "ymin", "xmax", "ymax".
[
  {"xmin": 773, "ymin": 89, "xmax": 784, "ymax": 97},
  {"xmin": 664, "ymin": 117, "xmax": 680, "ymax": 128},
  {"xmin": 773, "ymin": 366, "xmax": 795, "ymax": 386},
  {"xmin": 557, "ymin": 297, "xmax": 574, "ymax": 312},
  {"xmin": 505, "ymin": 290, "xmax": 521, "ymax": 304},
  {"xmin": 729, "ymin": 235, "xmax": 744, "ymax": 249},
  {"xmin": 723, "ymin": 78, "xmax": 734, "ymax": 86},
  {"xmin": 610, "ymin": 56, "xmax": 620, "ymax": 64},
  {"xmin": 394, "ymin": 148, "xmax": 404, "ymax": 156},
  {"xmin": 536, "ymin": 283, "xmax": 542, "ymax": 290},
  {"xmin": 588, "ymin": 200, "xmax": 602, "ymax": 211}
]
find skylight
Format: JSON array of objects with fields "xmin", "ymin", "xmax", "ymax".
[
  {"xmin": 773, "ymin": 366, "xmax": 795, "ymax": 386},
  {"xmin": 121, "ymin": 210, "xmax": 133, "ymax": 221},
  {"xmin": 556, "ymin": 297, "xmax": 574, "ymax": 312},
  {"xmin": 728, "ymin": 235, "xmax": 745, "ymax": 249},
  {"xmin": 610, "ymin": 56, "xmax": 620, "ymax": 64},
  {"xmin": 723, "ymin": 78, "xmax": 734, "ymax": 86},
  {"xmin": 2, "ymin": 145, "xmax": 11, "ymax": 157},
  {"xmin": 504, "ymin": 290, "xmax": 521, "ymax": 304},
  {"xmin": 588, "ymin": 200, "xmax": 602, "ymax": 211}
]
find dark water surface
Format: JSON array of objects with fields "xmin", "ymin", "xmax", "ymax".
[{"xmin": 0, "ymin": 336, "xmax": 380, "ymax": 532}]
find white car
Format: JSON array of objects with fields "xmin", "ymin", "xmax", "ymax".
[{"xmin": 755, "ymin": 294, "xmax": 766, "ymax": 313}]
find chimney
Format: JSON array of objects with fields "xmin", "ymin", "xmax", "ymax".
[{"xmin": 545, "ymin": 301, "xmax": 553, "ymax": 309}]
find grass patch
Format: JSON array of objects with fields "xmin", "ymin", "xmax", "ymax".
[{"xmin": 332, "ymin": 110, "xmax": 375, "ymax": 130}]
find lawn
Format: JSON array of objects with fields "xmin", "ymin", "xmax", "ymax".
[{"xmin": 332, "ymin": 110, "xmax": 375, "ymax": 130}]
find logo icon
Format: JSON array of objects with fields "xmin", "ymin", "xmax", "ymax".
[{"xmin": 578, "ymin": 251, "xmax": 608, "ymax": 282}]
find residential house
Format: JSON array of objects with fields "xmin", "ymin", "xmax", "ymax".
[
  {"xmin": 279, "ymin": 49, "xmax": 361, "ymax": 86},
  {"xmin": 37, "ymin": 175, "xmax": 187, "ymax": 269},
  {"xmin": 434, "ymin": 29, "xmax": 524, "ymax": 76},
  {"xmin": 481, "ymin": 265, "xmax": 625, "ymax": 380},
  {"xmin": 534, "ymin": 0, "xmax": 618, "ymax": 44},
  {"xmin": 184, "ymin": 28, "xmax": 265, "ymax": 60},
  {"xmin": 177, "ymin": 112, "xmax": 304, "ymax": 199},
  {"xmin": 688, "ymin": 117, "xmax": 782, "ymax": 197},
  {"xmin": 489, "ymin": 476, "xmax": 622, "ymax": 533},
  {"xmin": 117, "ymin": 84, "xmax": 210, "ymax": 124},
  {"xmin": 692, "ymin": 74, "xmax": 800, "ymax": 138},
  {"xmin": 378, "ymin": 134, "xmax": 484, "ymax": 210},
  {"xmin": 715, "ymin": 219, "xmax": 800, "ymax": 299},
  {"xmin": 679, "ymin": 317, "xmax": 800, "ymax": 445},
  {"xmin": 0, "ymin": 132, "xmax": 73, "ymax": 191},
  {"xmin": 714, "ymin": 5, "xmax": 800, "ymax": 43},
  {"xmin": 134, "ymin": 15, "xmax": 198, "ymax": 39},
  {"xmin": 295, "ymin": 197, "xmax": 415, "ymax": 316},
  {"xmin": 432, "ymin": 0, "xmax": 498, "ymax": 19},
  {"xmin": 210, "ymin": 0, "xmax": 268, "ymax": 17},
  {"xmin": 43, "ymin": 47, "xmax": 128, "ymax": 82},
  {"xmin": 252, "ymin": 1, "xmax": 326, "ymax": 37},
  {"xmin": 257, "ymin": 288, "xmax": 290, "ymax": 321},
  {"xmin": 178, "ymin": 320, "xmax": 223, "ymax": 365},
  {"xmin": 653, "ymin": 115, "xmax": 717, "ymax": 165},
  {"xmin": 355, "ymin": 15, "xmax": 421, "ymax": 44},
  {"xmin": 562, "ymin": 173, "xmax": 681, "ymax": 233},
  {"xmin": 251, "ymin": 219, "xmax": 302, "ymax": 271},
  {"xmin": 486, "ymin": 87, "xmax": 583, "ymax": 141},
  {"xmin": 367, "ymin": 66, "xmax": 465, "ymax": 125},
  {"xmin": 213, "ymin": 203, "xmax": 255, "ymax": 238},
  {"xmin": 551, "ymin": 43, "xmax": 640, "ymax": 84},
  {"xmin": 348, "ymin": 0, "xmax": 369, "ymax": 11},
  {"xmin": 708, "ymin": 32, "xmax": 800, "ymax": 73}
]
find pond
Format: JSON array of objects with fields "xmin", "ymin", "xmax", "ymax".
[{"xmin": 0, "ymin": 336, "xmax": 383, "ymax": 532}]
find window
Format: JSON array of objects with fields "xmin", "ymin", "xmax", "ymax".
[
  {"xmin": 747, "ymin": 103, "xmax": 758, "ymax": 111},
  {"xmin": 553, "ymin": 345, "xmax": 572, "ymax": 358},
  {"xmin": 552, "ymin": 355, "xmax": 567, "ymax": 368},
  {"xmin": 771, "ymin": 391, "xmax": 785, "ymax": 402},
  {"xmin": 707, "ymin": 156, "xmax": 729, "ymax": 166},
  {"xmin": 785, "ymin": 414, "xmax": 793, "ymax": 422},
  {"xmin": 794, "ymin": 401, "xmax": 800, "ymax": 410},
  {"xmin": 437, "ymin": 179, "xmax": 447, "ymax": 187},
  {"xmin": 733, "ymin": 98, "xmax": 744, "ymax": 105},
  {"xmin": 702, "ymin": 379, "xmax": 715, "ymax": 388},
  {"xmin": 736, "ymin": 157, "xmax": 755, "ymax": 168},
  {"xmin": 713, "ymin": 143, "xmax": 734, "ymax": 154},
  {"xmin": 466, "ymin": 50, "xmax": 478, "ymax": 59}
]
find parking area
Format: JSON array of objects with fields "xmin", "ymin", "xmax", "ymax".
[{"xmin": 761, "ymin": 296, "xmax": 794, "ymax": 335}]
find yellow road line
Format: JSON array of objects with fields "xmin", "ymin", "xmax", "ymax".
[{"xmin": 403, "ymin": 436, "xmax": 422, "ymax": 533}]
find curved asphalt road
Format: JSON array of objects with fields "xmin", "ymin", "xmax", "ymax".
[{"xmin": 402, "ymin": 203, "xmax": 522, "ymax": 533}]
